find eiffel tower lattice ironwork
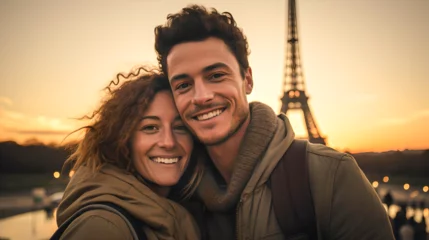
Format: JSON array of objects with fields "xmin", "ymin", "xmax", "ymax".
[{"xmin": 280, "ymin": 0, "xmax": 326, "ymax": 145}]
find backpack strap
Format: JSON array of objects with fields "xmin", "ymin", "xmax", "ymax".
[
  {"xmin": 51, "ymin": 202, "xmax": 147, "ymax": 240},
  {"xmin": 270, "ymin": 139, "xmax": 318, "ymax": 239}
]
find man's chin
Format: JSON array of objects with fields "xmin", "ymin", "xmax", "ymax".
[{"xmin": 196, "ymin": 132, "xmax": 231, "ymax": 146}]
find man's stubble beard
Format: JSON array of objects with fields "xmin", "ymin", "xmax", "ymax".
[{"xmin": 194, "ymin": 106, "xmax": 250, "ymax": 147}]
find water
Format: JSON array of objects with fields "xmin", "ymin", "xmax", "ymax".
[
  {"xmin": 0, "ymin": 208, "xmax": 58, "ymax": 240},
  {"xmin": 0, "ymin": 204, "xmax": 427, "ymax": 239}
]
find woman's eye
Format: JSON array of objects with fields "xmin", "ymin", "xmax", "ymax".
[
  {"xmin": 141, "ymin": 125, "xmax": 158, "ymax": 133},
  {"xmin": 174, "ymin": 125, "xmax": 188, "ymax": 132}
]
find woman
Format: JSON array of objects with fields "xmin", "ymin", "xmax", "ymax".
[{"xmin": 52, "ymin": 67, "xmax": 203, "ymax": 240}]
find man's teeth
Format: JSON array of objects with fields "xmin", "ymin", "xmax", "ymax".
[
  {"xmin": 152, "ymin": 157, "xmax": 179, "ymax": 164},
  {"xmin": 196, "ymin": 109, "xmax": 223, "ymax": 121}
]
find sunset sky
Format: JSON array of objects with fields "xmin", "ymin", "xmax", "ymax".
[{"xmin": 0, "ymin": 0, "xmax": 428, "ymax": 153}]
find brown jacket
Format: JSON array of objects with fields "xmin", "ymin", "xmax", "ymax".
[
  {"xmin": 191, "ymin": 102, "xmax": 394, "ymax": 240},
  {"xmin": 56, "ymin": 164, "xmax": 200, "ymax": 240}
]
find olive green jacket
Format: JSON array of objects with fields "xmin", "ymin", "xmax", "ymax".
[
  {"xmin": 239, "ymin": 115, "xmax": 394, "ymax": 239},
  {"xmin": 195, "ymin": 102, "xmax": 394, "ymax": 240},
  {"xmin": 56, "ymin": 164, "xmax": 200, "ymax": 240}
]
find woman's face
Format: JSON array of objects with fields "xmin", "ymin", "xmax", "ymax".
[{"xmin": 131, "ymin": 90, "xmax": 193, "ymax": 187}]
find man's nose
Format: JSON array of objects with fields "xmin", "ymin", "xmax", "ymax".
[{"xmin": 191, "ymin": 82, "xmax": 214, "ymax": 105}]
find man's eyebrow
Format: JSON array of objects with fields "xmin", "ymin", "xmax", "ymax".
[
  {"xmin": 202, "ymin": 62, "xmax": 229, "ymax": 73},
  {"xmin": 170, "ymin": 73, "xmax": 189, "ymax": 84},
  {"xmin": 170, "ymin": 62, "xmax": 230, "ymax": 84}
]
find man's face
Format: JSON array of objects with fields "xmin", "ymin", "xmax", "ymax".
[{"xmin": 166, "ymin": 37, "xmax": 253, "ymax": 146}]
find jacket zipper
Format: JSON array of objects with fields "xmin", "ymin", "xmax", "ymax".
[{"xmin": 236, "ymin": 198, "xmax": 243, "ymax": 240}]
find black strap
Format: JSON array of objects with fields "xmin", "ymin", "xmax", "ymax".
[
  {"xmin": 51, "ymin": 202, "xmax": 147, "ymax": 240},
  {"xmin": 271, "ymin": 140, "xmax": 318, "ymax": 239}
]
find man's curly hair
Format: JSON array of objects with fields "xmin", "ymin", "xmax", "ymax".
[{"xmin": 154, "ymin": 5, "xmax": 250, "ymax": 78}]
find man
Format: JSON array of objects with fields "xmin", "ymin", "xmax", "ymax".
[{"xmin": 154, "ymin": 5, "xmax": 394, "ymax": 240}]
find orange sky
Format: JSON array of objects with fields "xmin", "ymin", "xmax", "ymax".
[{"xmin": 0, "ymin": 0, "xmax": 428, "ymax": 153}]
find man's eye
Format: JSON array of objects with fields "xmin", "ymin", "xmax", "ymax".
[
  {"xmin": 209, "ymin": 73, "xmax": 225, "ymax": 80},
  {"xmin": 176, "ymin": 82, "xmax": 190, "ymax": 90}
]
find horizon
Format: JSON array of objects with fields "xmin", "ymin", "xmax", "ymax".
[
  {"xmin": 1, "ymin": 137, "xmax": 428, "ymax": 155},
  {"xmin": 1, "ymin": 0, "xmax": 428, "ymax": 153}
]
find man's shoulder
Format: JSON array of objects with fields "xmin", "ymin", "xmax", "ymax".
[{"xmin": 306, "ymin": 142, "xmax": 350, "ymax": 163}]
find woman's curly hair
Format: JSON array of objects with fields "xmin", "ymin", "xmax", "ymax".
[{"xmin": 65, "ymin": 66, "xmax": 203, "ymax": 198}]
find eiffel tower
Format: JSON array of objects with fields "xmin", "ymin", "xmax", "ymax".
[{"xmin": 280, "ymin": 0, "xmax": 326, "ymax": 145}]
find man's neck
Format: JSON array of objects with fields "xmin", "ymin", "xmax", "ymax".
[{"xmin": 206, "ymin": 116, "xmax": 250, "ymax": 184}]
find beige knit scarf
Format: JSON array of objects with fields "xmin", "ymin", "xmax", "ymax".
[{"xmin": 196, "ymin": 102, "xmax": 278, "ymax": 212}]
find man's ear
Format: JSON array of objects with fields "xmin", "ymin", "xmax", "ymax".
[{"xmin": 244, "ymin": 67, "xmax": 253, "ymax": 94}]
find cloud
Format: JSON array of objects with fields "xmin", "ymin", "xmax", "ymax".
[
  {"xmin": 378, "ymin": 109, "xmax": 429, "ymax": 126},
  {"xmin": 0, "ymin": 108, "xmax": 24, "ymax": 120},
  {"xmin": 5, "ymin": 128, "xmax": 72, "ymax": 135},
  {"xmin": 0, "ymin": 96, "xmax": 13, "ymax": 106},
  {"xmin": 0, "ymin": 105, "xmax": 81, "ymax": 143}
]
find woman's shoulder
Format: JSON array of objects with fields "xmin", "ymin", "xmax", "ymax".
[{"xmin": 60, "ymin": 209, "xmax": 134, "ymax": 240}]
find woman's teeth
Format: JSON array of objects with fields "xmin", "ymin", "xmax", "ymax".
[{"xmin": 151, "ymin": 157, "xmax": 179, "ymax": 164}]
